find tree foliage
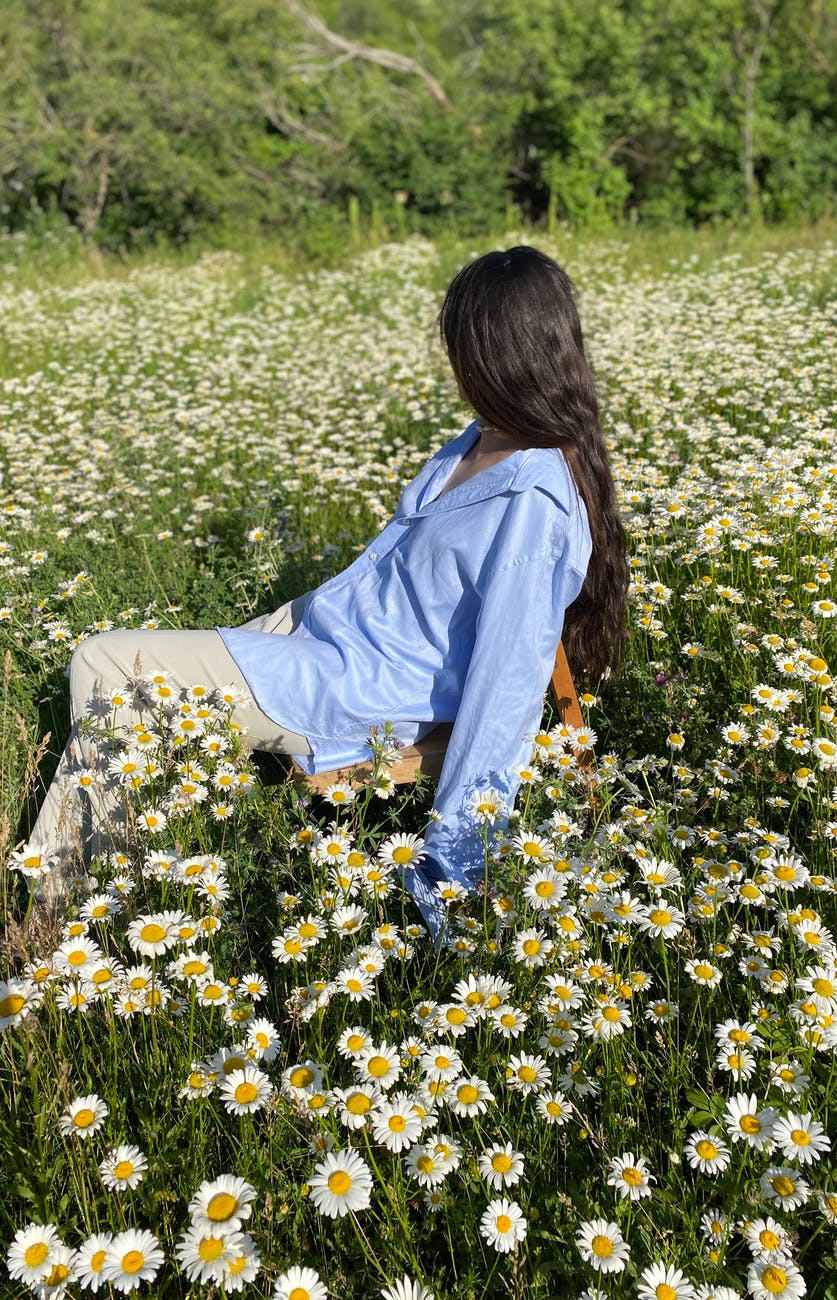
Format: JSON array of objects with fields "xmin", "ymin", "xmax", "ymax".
[{"xmin": 0, "ymin": 0, "xmax": 834, "ymax": 249}]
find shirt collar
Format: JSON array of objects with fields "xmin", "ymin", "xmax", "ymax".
[{"xmin": 398, "ymin": 420, "xmax": 531, "ymax": 518}]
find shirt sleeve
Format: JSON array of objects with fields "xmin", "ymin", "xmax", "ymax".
[{"xmin": 419, "ymin": 539, "xmax": 586, "ymax": 890}]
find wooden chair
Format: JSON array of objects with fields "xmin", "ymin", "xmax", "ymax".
[{"xmin": 289, "ymin": 641, "xmax": 587, "ymax": 794}]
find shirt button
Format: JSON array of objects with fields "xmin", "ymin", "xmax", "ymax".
[{"xmin": 368, "ymin": 551, "xmax": 377, "ymax": 561}]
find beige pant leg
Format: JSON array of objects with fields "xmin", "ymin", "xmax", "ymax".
[{"xmin": 27, "ymin": 623, "xmax": 310, "ymax": 886}]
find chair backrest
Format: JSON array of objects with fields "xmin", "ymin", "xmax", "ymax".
[{"xmin": 292, "ymin": 641, "xmax": 586, "ymax": 794}]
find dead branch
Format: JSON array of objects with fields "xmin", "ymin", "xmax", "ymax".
[{"xmin": 278, "ymin": 0, "xmax": 450, "ymax": 109}]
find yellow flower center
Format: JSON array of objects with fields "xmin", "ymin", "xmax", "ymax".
[
  {"xmin": 696, "ymin": 1139, "xmax": 718, "ymax": 1159},
  {"xmin": 522, "ymin": 939, "xmax": 541, "ymax": 956},
  {"xmin": 347, "ymin": 1093, "xmax": 371, "ymax": 1115},
  {"xmin": 791, "ymin": 1128, "xmax": 810, "ymax": 1146},
  {"xmin": 113, "ymin": 1160, "xmax": 134, "ymax": 1180},
  {"xmin": 328, "ymin": 1170, "xmax": 352, "ymax": 1196},
  {"xmin": 207, "ymin": 1192, "xmax": 237, "ymax": 1221},
  {"xmin": 198, "ymin": 1237, "xmax": 225, "ymax": 1261},
  {"xmin": 649, "ymin": 909, "xmax": 671, "ymax": 926},
  {"xmin": 813, "ymin": 978, "xmax": 834, "ymax": 997},
  {"xmin": 289, "ymin": 1289, "xmax": 310, "ymax": 1300},
  {"xmin": 290, "ymin": 1067, "xmax": 314, "ymax": 1088},
  {"xmin": 740, "ymin": 1114, "xmax": 761, "ymax": 1133},
  {"xmin": 25, "ymin": 1243, "xmax": 49, "ymax": 1267},
  {"xmin": 491, "ymin": 1153, "xmax": 512, "ymax": 1173},
  {"xmin": 518, "ymin": 1066, "xmax": 537, "ymax": 1083},
  {"xmin": 73, "ymin": 1108, "xmax": 95, "ymax": 1129},
  {"xmin": 771, "ymin": 1175, "xmax": 795, "ymax": 1197},
  {"xmin": 591, "ymin": 1234, "xmax": 613, "ymax": 1258},
  {"xmin": 496, "ymin": 1214, "xmax": 512, "ymax": 1233},
  {"xmin": 0, "ymin": 993, "xmax": 25, "ymax": 1017},
  {"xmin": 694, "ymin": 964, "xmax": 715, "ymax": 980},
  {"xmin": 457, "ymin": 1084, "xmax": 479, "ymax": 1105},
  {"xmin": 762, "ymin": 1266, "xmax": 788, "ymax": 1294},
  {"xmin": 235, "ymin": 1082, "xmax": 259, "ymax": 1104},
  {"xmin": 623, "ymin": 1167, "xmax": 643, "ymax": 1186},
  {"xmin": 392, "ymin": 846, "xmax": 415, "ymax": 864},
  {"xmin": 602, "ymin": 1006, "xmax": 621, "ymax": 1022},
  {"xmin": 121, "ymin": 1250, "xmax": 145, "ymax": 1274},
  {"xmin": 367, "ymin": 1055, "xmax": 390, "ymax": 1078}
]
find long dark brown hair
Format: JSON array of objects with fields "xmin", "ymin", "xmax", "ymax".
[{"xmin": 439, "ymin": 246, "xmax": 628, "ymax": 682}]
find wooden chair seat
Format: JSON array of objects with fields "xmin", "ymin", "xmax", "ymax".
[{"xmin": 290, "ymin": 641, "xmax": 587, "ymax": 794}]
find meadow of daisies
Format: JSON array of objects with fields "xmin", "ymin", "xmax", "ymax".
[{"xmin": 1, "ymin": 225, "xmax": 836, "ymax": 1300}]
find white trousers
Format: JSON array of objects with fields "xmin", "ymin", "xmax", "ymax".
[{"xmin": 27, "ymin": 602, "xmax": 311, "ymax": 887}]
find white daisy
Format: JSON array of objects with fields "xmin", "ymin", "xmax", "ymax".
[
  {"xmin": 332, "ymin": 1085, "xmax": 381, "ymax": 1130},
  {"xmin": 188, "ymin": 1175, "xmax": 256, "ymax": 1232},
  {"xmin": 535, "ymin": 1091, "xmax": 572, "ymax": 1125},
  {"xmin": 380, "ymin": 1277, "xmax": 434, "ymax": 1300},
  {"xmin": 746, "ymin": 1257, "xmax": 807, "ymax": 1300},
  {"xmin": 447, "ymin": 1075, "xmax": 494, "ymax": 1116},
  {"xmin": 772, "ymin": 1111, "xmax": 831, "ymax": 1165},
  {"xmin": 100, "ymin": 1229, "xmax": 164, "ymax": 1292},
  {"xmin": 99, "ymin": 1145, "xmax": 148, "ymax": 1191},
  {"xmin": 308, "ymin": 1149, "xmax": 373, "ymax": 1218},
  {"xmin": 73, "ymin": 1233, "xmax": 113, "ymax": 1293},
  {"xmin": 759, "ymin": 1166, "xmax": 810, "ymax": 1211},
  {"xmin": 637, "ymin": 1262, "xmax": 696, "ymax": 1300},
  {"xmin": 7, "ymin": 1223, "xmax": 63, "ymax": 1286},
  {"xmin": 273, "ymin": 1265, "xmax": 329, "ymax": 1300},
  {"xmin": 371, "ymin": 1096, "xmax": 423, "ymax": 1152},
  {"xmin": 479, "ymin": 1197, "xmax": 527, "ymax": 1253},
  {"xmin": 404, "ymin": 1143, "xmax": 449, "ymax": 1188},
  {"xmin": 684, "ymin": 1131, "xmax": 732, "ymax": 1175},
  {"xmin": 575, "ymin": 1218, "xmax": 630, "ymax": 1273},
  {"xmin": 176, "ymin": 1225, "xmax": 243, "ymax": 1284},
  {"xmin": 220, "ymin": 1067, "xmax": 274, "ymax": 1115},
  {"xmin": 59, "ymin": 1094, "xmax": 108, "ymax": 1140},
  {"xmin": 606, "ymin": 1152, "xmax": 655, "ymax": 1201},
  {"xmin": 355, "ymin": 1042, "xmax": 401, "ymax": 1090},
  {"xmin": 741, "ymin": 1216, "xmax": 793, "ymax": 1261},
  {"xmin": 478, "ymin": 1142, "xmax": 525, "ymax": 1190},
  {"xmin": 222, "ymin": 1235, "xmax": 261, "ymax": 1292},
  {"xmin": 724, "ymin": 1094, "xmax": 777, "ymax": 1152}
]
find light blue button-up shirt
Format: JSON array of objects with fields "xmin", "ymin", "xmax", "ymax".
[{"xmin": 219, "ymin": 419, "xmax": 591, "ymax": 893}]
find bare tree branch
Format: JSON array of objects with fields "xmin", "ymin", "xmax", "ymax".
[{"xmin": 278, "ymin": 0, "xmax": 451, "ymax": 109}]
